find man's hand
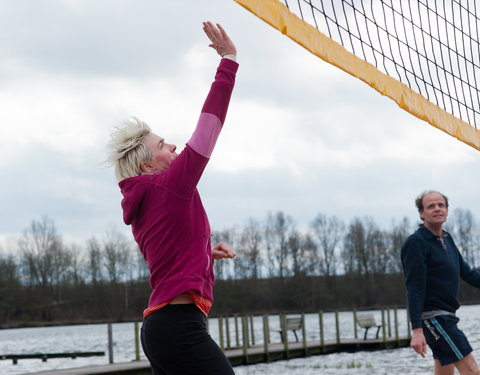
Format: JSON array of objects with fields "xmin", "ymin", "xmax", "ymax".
[
  {"xmin": 202, "ymin": 21, "xmax": 237, "ymax": 57},
  {"xmin": 410, "ymin": 328, "xmax": 427, "ymax": 358},
  {"xmin": 212, "ymin": 242, "xmax": 236, "ymax": 260}
]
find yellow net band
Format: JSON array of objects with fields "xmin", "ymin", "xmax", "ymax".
[{"xmin": 234, "ymin": 0, "xmax": 480, "ymax": 151}]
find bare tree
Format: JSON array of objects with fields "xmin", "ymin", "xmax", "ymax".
[
  {"xmin": 342, "ymin": 217, "xmax": 387, "ymax": 275},
  {"xmin": 474, "ymin": 224, "xmax": 480, "ymax": 269},
  {"xmin": 236, "ymin": 219, "xmax": 263, "ymax": 279},
  {"xmin": 102, "ymin": 228, "xmax": 130, "ymax": 284},
  {"xmin": 0, "ymin": 249, "xmax": 19, "ymax": 321},
  {"xmin": 134, "ymin": 244, "xmax": 150, "ymax": 282},
  {"xmin": 0, "ymin": 251, "xmax": 18, "ymax": 286},
  {"xmin": 265, "ymin": 211, "xmax": 295, "ymax": 281},
  {"xmin": 386, "ymin": 217, "xmax": 411, "ymax": 273},
  {"xmin": 19, "ymin": 216, "xmax": 70, "ymax": 287},
  {"xmin": 310, "ymin": 213, "xmax": 344, "ymax": 277},
  {"xmin": 449, "ymin": 208, "xmax": 476, "ymax": 267},
  {"xmin": 342, "ymin": 217, "xmax": 366, "ymax": 275},
  {"xmin": 289, "ymin": 230, "xmax": 317, "ymax": 277},
  {"xmin": 367, "ymin": 223, "xmax": 389, "ymax": 274},
  {"xmin": 67, "ymin": 244, "xmax": 85, "ymax": 286},
  {"xmin": 86, "ymin": 236, "xmax": 103, "ymax": 284}
]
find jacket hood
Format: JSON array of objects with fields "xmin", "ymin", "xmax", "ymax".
[{"xmin": 118, "ymin": 174, "xmax": 152, "ymax": 225}]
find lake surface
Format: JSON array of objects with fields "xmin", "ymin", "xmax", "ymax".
[{"xmin": 1, "ymin": 305, "xmax": 479, "ymax": 375}]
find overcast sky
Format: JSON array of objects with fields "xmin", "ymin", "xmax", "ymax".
[{"xmin": 1, "ymin": 0, "xmax": 479, "ymax": 249}]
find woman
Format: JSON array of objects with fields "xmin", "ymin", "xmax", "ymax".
[{"xmin": 107, "ymin": 21, "xmax": 238, "ymax": 374}]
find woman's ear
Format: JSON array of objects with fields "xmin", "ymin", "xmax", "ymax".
[{"xmin": 141, "ymin": 162, "xmax": 155, "ymax": 173}]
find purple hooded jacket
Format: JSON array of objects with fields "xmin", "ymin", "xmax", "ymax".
[{"xmin": 118, "ymin": 58, "xmax": 238, "ymax": 310}]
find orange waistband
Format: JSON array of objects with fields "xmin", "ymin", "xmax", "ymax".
[{"xmin": 143, "ymin": 291, "xmax": 212, "ymax": 317}]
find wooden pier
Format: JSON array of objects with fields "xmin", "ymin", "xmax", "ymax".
[
  {"xmin": 226, "ymin": 336, "xmax": 410, "ymax": 366},
  {"xmin": 25, "ymin": 337, "xmax": 410, "ymax": 375},
  {"xmin": 21, "ymin": 308, "xmax": 412, "ymax": 375},
  {"xmin": 0, "ymin": 351, "xmax": 104, "ymax": 365}
]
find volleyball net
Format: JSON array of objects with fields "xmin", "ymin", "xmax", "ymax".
[{"xmin": 234, "ymin": 0, "xmax": 480, "ymax": 151}]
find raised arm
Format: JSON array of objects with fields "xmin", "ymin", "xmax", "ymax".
[
  {"xmin": 187, "ymin": 22, "xmax": 238, "ymax": 158},
  {"xmin": 161, "ymin": 23, "xmax": 239, "ymax": 196},
  {"xmin": 202, "ymin": 21, "xmax": 237, "ymax": 59}
]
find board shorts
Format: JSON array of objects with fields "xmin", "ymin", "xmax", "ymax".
[{"xmin": 422, "ymin": 314, "xmax": 473, "ymax": 366}]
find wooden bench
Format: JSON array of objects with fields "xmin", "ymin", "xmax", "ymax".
[
  {"xmin": 277, "ymin": 316, "xmax": 302, "ymax": 343},
  {"xmin": 356, "ymin": 313, "xmax": 382, "ymax": 340}
]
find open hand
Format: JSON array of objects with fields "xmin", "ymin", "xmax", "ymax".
[{"xmin": 202, "ymin": 21, "xmax": 237, "ymax": 57}]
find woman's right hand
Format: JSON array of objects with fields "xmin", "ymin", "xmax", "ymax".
[{"xmin": 202, "ymin": 21, "xmax": 237, "ymax": 58}]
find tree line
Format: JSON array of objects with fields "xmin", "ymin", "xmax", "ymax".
[{"xmin": 1, "ymin": 208, "xmax": 480, "ymax": 327}]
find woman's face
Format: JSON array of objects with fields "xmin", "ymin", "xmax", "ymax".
[{"xmin": 143, "ymin": 133, "xmax": 178, "ymax": 172}]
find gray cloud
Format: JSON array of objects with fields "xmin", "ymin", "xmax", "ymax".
[{"xmin": 1, "ymin": 0, "xmax": 479, "ymax": 249}]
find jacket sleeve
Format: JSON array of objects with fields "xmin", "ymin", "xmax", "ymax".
[
  {"xmin": 160, "ymin": 58, "xmax": 239, "ymax": 197},
  {"xmin": 401, "ymin": 237, "xmax": 428, "ymax": 329}
]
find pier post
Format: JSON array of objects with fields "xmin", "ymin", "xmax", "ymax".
[
  {"xmin": 394, "ymin": 307, "xmax": 399, "ymax": 347},
  {"xmin": 278, "ymin": 313, "xmax": 282, "ymax": 342},
  {"xmin": 226, "ymin": 316, "xmax": 231, "ymax": 349},
  {"xmin": 249, "ymin": 315, "xmax": 255, "ymax": 346},
  {"xmin": 262, "ymin": 314, "xmax": 270, "ymax": 362},
  {"xmin": 353, "ymin": 310, "xmax": 358, "ymax": 339},
  {"xmin": 241, "ymin": 316, "xmax": 249, "ymax": 363},
  {"xmin": 219, "ymin": 316, "xmax": 225, "ymax": 350},
  {"xmin": 319, "ymin": 311, "xmax": 325, "ymax": 353},
  {"xmin": 235, "ymin": 314, "xmax": 240, "ymax": 347},
  {"xmin": 335, "ymin": 311, "xmax": 340, "ymax": 344},
  {"xmin": 281, "ymin": 314, "xmax": 290, "ymax": 358},
  {"xmin": 301, "ymin": 312, "xmax": 308, "ymax": 356},
  {"xmin": 107, "ymin": 323, "xmax": 114, "ymax": 364},
  {"xmin": 387, "ymin": 308, "xmax": 392, "ymax": 337},
  {"xmin": 134, "ymin": 322, "xmax": 140, "ymax": 361},
  {"xmin": 381, "ymin": 309, "xmax": 386, "ymax": 343}
]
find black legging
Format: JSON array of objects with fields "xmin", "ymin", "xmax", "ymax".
[{"xmin": 141, "ymin": 304, "xmax": 235, "ymax": 375}]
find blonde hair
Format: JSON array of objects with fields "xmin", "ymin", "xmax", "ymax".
[{"xmin": 107, "ymin": 117, "xmax": 153, "ymax": 181}]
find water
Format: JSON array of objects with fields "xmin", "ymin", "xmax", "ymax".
[
  {"xmin": 0, "ymin": 322, "xmax": 146, "ymax": 375},
  {"xmin": 236, "ymin": 305, "xmax": 480, "ymax": 375},
  {"xmin": 0, "ymin": 305, "xmax": 479, "ymax": 375}
]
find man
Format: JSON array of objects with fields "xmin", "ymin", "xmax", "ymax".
[{"xmin": 401, "ymin": 190, "xmax": 480, "ymax": 375}]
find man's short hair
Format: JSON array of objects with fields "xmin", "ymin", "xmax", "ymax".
[
  {"xmin": 107, "ymin": 117, "xmax": 153, "ymax": 181},
  {"xmin": 415, "ymin": 190, "xmax": 449, "ymax": 212}
]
